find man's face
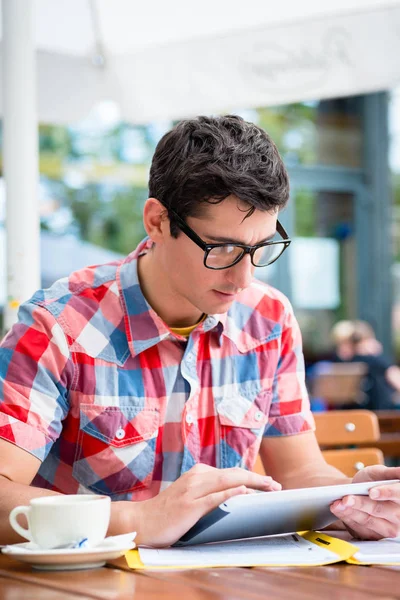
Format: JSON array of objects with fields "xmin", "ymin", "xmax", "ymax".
[{"xmin": 158, "ymin": 195, "xmax": 278, "ymax": 316}]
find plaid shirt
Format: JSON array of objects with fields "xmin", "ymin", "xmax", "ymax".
[{"xmin": 0, "ymin": 238, "xmax": 314, "ymax": 501}]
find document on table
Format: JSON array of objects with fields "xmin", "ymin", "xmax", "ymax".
[
  {"xmin": 348, "ymin": 538, "xmax": 400, "ymax": 565},
  {"xmin": 125, "ymin": 532, "xmax": 357, "ymax": 569}
]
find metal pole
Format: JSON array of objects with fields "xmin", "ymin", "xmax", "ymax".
[
  {"xmin": 360, "ymin": 92, "xmax": 392, "ymax": 355},
  {"xmin": 2, "ymin": 0, "xmax": 40, "ymax": 333}
]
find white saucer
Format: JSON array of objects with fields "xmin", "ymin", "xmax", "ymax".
[{"xmin": 1, "ymin": 541, "xmax": 136, "ymax": 570}]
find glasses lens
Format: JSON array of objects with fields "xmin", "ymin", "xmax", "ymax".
[
  {"xmin": 206, "ymin": 245, "xmax": 245, "ymax": 269},
  {"xmin": 253, "ymin": 243, "xmax": 286, "ymax": 266}
]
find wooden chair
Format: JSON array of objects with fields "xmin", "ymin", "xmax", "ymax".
[
  {"xmin": 253, "ymin": 455, "xmax": 266, "ymax": 476},
  {"xmin": 311, "ymin": 362, "xmax": 368, "ymax": 407},
  {"xmin": 362, "ymin": 411, "xmax": 400, "ymax": 461},
  {"xmin": 374, "ymin": 410, "xmax": 400, "ymax": 434},
  {"xmin": 314, "ymin": 410, "xmax": 384, "ymax": 476},
  {"xmin": 253, "ymin": 410, "xmax": 384, "ymax": 478},
  {"xmin": 314, "ymin": 409, "xmax": 380, "ymax": 446},
  {"xmin": 321, "ymin": 448, "xmax": 384, "ymax": 475}
]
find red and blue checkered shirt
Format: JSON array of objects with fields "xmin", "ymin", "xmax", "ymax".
[{"xmin": 0, "ymin": 238, "xmax": 315, "ymax": 500}]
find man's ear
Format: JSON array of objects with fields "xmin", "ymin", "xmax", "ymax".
[{"xmin": 143, "ymin": 198, "xmax": 169, "ymax": 243}]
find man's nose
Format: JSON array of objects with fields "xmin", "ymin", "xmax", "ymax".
[{"xmin": 226, "ymin": 254, "xmax": 254, "ymax": 290}]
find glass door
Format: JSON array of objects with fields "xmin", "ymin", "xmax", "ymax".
[
  {"xmin": 257, "ymin": 173, "xmax": 367, "ymax": 363},
  {"xmin": 290, "ymin": 188, "xmax": 358, "ymax": 361}
]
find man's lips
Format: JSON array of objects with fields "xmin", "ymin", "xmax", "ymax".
[{"xmin": 213, "ymin": 289, "xmax": 240, "ymax": 299}]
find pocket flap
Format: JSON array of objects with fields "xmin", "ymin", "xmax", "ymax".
[
  {"xmin": 217, "ymin": 400, "xmax": 269, "ymax": 429},
  {"xmin": 79, "ymin": 405, "xmax": 159, "ymax": 447}
]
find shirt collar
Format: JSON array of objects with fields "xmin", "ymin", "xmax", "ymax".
[{"xmin": 117, "ymin": 238, "xmax": 224, "ymax": 358}]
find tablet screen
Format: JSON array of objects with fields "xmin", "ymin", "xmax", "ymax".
[{"xmin": 174, "ymin": 479, "xmax": 399, "ymax": 546}]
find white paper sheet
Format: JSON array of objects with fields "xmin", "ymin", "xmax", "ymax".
[
  {"xmin": 353, "ymin": 538, "xmax": 400, "ymax": 562},
  {"xmin": 139, "ymin": 534, "xmax": 337, "ymax": 567}
]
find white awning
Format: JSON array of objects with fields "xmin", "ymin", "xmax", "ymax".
[
  {"xmin": 0, "ymin": 0, "xmax": 400, "ymax": 124},
  {"xmin": 1, "ymin": 0, "xmax": 399, "ymax": 331}
]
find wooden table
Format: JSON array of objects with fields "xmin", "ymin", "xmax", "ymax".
[{"xmin": 2, "ymin": 552, "xmax": 400, "ymax": 600}]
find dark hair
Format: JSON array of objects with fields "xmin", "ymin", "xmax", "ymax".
[{"xmin": 148, "ymin": 115, "xmax": 289, "ymax": 237}]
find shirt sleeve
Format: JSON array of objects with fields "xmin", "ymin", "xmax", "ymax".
[
  {"xmin": 263, "ymin": 301, "xmax": 315, "ymax": 437},
  {"xmin": 0, "ymin": 301, "xmax": 74, "ymax": 461},
  {"xmin": 372, "ymin": 353, "xmax": 393, "ymax": 373}
]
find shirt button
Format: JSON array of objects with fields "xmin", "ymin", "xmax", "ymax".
[
  {"xmin": 185, "ymin": 414, "xmax": 194, "ymax": 425},
  {"xmin": 254, "ymin": 411, "xmax": 264, "ymax": 422},
  {"xmin": 115, "ymin": 427, "xmax": 126, "ymax": 440}
]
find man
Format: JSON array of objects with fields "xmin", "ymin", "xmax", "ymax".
[
  {"xmin": 332, "ymin": 320, "xmax": 400, "ymax": 410},
  {"xmin": 0, "ymin": 115, "xmax": 399, "ymax": 547}
]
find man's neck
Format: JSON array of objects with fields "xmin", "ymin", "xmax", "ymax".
[{"xmin": 137, "ymin": 251, "xmax": 203, "ymax": 328}]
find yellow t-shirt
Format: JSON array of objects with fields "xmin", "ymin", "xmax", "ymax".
[{"xmin": 170, "ymin": 314, "xmax": 207, "ymax": 339}]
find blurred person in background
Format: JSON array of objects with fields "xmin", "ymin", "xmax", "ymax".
[
  {"xmin": 331, "ymin": 320, "xmax": 362, "ymax": 361},
  {"xmin": 331, "ymin": 320, "xmax": 400, "ymax": 410}
]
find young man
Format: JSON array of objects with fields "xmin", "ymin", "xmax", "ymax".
[{"xmin": 0, "ymin": 115, "xmax": 399, "ymax": 547}]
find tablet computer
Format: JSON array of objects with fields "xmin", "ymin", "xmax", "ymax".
[{"xmin": 174, "ymin": 479, "xmax": 399, "ymax": 546}]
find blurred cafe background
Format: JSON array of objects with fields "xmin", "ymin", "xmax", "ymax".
[{"xmin": 1, "ymin": 0, "xmax": 400, "ymax": 370}]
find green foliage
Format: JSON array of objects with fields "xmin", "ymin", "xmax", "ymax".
[
  {"xmin": 65, "ymin": 184, "xmax": 146, "ymax": 254},
  {"xmin": 88, "ymin": 187, "xmax": 147, "ymax": 254},
  {"xmin": 256, "ymin": 103, "xmax": 317, "ymax": 165},
  {"xmin": 39, "ymin": 125, "xmax": 75, "ymax": 157},
  {"xmin": 392, "ymin": 173, "xmax": 400, "ymax": 262},
  {"xmin": 37, "ymin": 120, "xmax": 154, "ymax": 255},
  {"xmin": 36, "ymin": 106, "xmax": 322, "ymax": 258},
  {"xmin": 294, "ymin": 189, "xmax": 316, "ymax": 237},
  {"xmin": 393, "ymin": 173, "xmax": 400, "ymax": 206},
  {"xmin": 69, "ymin": 185, "xmax": 102, "ymax": 241}
]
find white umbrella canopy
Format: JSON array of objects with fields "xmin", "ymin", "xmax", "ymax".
[
  {"xmin": 1, "ymin": 0, "xmax": 400, "ymax": 333},
  {"xmin": 1, "ymin": 0, "xmax": 400, "ymax": 124}
]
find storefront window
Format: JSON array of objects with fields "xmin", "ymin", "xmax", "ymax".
[{"xmin": 253, "ymin": 96, "xmax": 363, "ymax": 168}]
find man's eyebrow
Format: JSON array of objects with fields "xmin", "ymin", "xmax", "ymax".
[{"xmin": 204, "ymin": 232, "xmax": 276, "ymax": 244}]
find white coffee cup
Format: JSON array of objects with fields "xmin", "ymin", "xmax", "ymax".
[{"xmin": 9, "ymin": 495, "xmax": 111, "ymax": 549}]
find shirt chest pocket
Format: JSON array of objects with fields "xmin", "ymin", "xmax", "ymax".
[
  {"xmin": 72, "ymin": 404, "xmax": 160, "ymax": 496},
  {"xmin": 217, "ymin": 390, "xmax": 272, "ymax": 470}
]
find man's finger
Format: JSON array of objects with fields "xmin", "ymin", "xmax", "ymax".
[
  {"xmin": 355, "ymin": 465, "xmax": 400, "ymax": 485},
  {"xmin": 340, "ymin": 516, "xmax": 387, "ymax": 541},
  {"xmin": 190, "ymin": 467, "xmax": 281, "ymax": 498},
  {"xmin": 330, "ymin": 501, "xmax": 400, "ymax": 539},
  {"xmin": 199, "ymin": 485, "xmax": 248, "ymax": 513},
  {"xmin": 369, "ymin": 484, "xmax": 400, "ymax": 502},
  {"xmin": 331, "ymin": 495, "xmax": 400, "ymax": 524}
]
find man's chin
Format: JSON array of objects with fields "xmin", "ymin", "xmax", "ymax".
[
  {"xmin": 205, "ymin": 290, "xmax": 237, "ymax": 312},
  {"xmin": 188, "ymin": 291, "xmax": 237, "ymax": 317}
]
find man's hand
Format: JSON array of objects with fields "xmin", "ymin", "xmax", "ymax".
[
  {"xmin": 129, "ymin": 463, "xmax": 281, "ymax": 547},
  {"xmin": 330, "ymin": 465, "xmax": 400, "ymax": 540}
]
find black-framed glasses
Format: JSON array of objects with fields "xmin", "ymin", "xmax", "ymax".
[{"xmin": 164, "ymin": 206, "xmax": 291, "ymax": 270}]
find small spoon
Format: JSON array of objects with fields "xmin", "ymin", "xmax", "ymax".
[
  {"xmin": 45, "ymin": 531, "xmax": 137, "ymax": 551},
  {"xmin": 98, "ymin": 531, "xmax": 137, "ymax": 548}
]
